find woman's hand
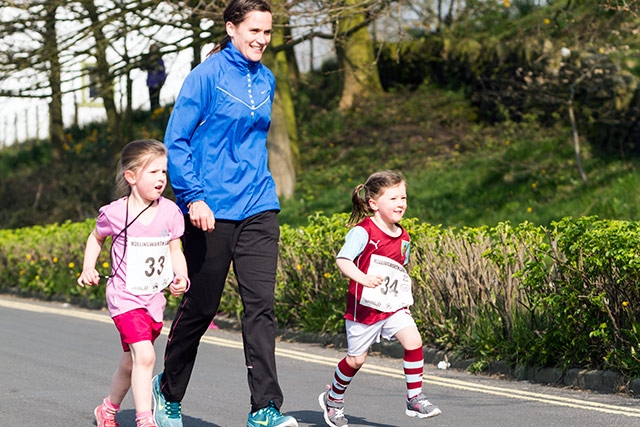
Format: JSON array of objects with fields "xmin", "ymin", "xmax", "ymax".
[{"xmin": 188, "ymin": 200, "xmax": 215, "ymax": 232}]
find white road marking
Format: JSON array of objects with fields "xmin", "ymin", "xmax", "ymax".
[{"xmin": 2, "ymin": 297, "xmax": 639, "ymax": 417}]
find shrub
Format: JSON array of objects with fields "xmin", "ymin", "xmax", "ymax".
[
  {"xmin": 1, "ymin": 214, "xmax": 639, "ymax": 378},
  {"xmin": 0, "ymin": 220, "xmax": 106, "ymax": 308}
]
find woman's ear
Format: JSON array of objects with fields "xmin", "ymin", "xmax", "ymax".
[{"xmin": 226, "ymin": 21, "xmax": 235, "ymax": 38}]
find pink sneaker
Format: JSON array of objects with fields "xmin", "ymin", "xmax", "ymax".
[
  {"xmin": 95, "ymin": 403, "xmax": 120, "ymax": 427},
  {"xmin": 136, "ymin": 416, "xmax": 158, "ymax": 427}
]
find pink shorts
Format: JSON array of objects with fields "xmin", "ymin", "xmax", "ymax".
[{"xmin": 112, "ymin": 309, "xmax": 163, "ymax": 352}]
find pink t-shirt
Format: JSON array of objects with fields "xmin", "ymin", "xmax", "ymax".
[{"xmin": 96, "ymin": 196, "xmax": 184, "ymax": 322}]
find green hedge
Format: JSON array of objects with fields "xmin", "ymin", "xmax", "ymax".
[{"xmin": 1, "ymin": 214, "xmax": 639, "ymax": 378}]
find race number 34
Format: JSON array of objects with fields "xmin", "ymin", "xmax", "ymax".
[{"xmin": 360, "ymin": 254, "xmax": 413, "ymax": 312}]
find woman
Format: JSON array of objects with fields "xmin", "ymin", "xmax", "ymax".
[{"xmin": 152, "ymin": 1, "xmax": 297, "ymax": 426}]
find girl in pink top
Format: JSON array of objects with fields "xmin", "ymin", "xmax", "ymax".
[{"xmin": 78, "ymin": 139, "xmax": 189, "ymax": 427}]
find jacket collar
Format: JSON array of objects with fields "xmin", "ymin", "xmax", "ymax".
[{"xmin": 222, "ymin": 42, "xmax": 260, "ymax": 72}]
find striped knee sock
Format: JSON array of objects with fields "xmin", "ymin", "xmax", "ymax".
[
  {"xmin": 404, "ymin": 346, "xmax": 424, "ymax": 399},
  {"xmin": 329, "ymin": 357, "xmax": 359, "ymax": 402}
]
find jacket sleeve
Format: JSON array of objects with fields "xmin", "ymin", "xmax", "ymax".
[{"xmin": 164, "ymin": 63, "xmax": 213, "ymax": 207}]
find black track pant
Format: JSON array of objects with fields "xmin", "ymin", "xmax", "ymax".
[{"xmin": 160, "ymin": 210, "xmax": 283, "ymax": 412}]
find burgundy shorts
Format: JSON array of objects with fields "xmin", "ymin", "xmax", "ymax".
[{"xmin": 112, "ymin": 308, "xmax": 163, "ymax": 352}]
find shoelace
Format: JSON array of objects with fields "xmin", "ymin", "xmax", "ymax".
[
  {"xmin": 262, "ymin": 404, "xmax": 282, "ymax": 418},
  {"xmin": 332, "ymin": 406, "xmax": 346, "ymax": 419},
  {"xmin": 103, "ymin": 419, "xmax": 120, "ymax": 427},
  {"xmin": 414, "ymin": 396, "xmax": 435, "ymax": 411},
  {"xmin": 420, "ymin": 399, "xmax": 434, "ymax": 408},
  {"xmin": 165, "ymin": 401, "xmax": 182, "ymax": 419},
  {"xmin": 100, "ymin": 409, "xmax": 120, "ymax": 427}
]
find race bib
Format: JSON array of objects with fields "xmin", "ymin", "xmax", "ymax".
[
  {"xmin": 125, "ymin": 236, "xmax": 173, "ymax": 295},
  {"xmin": 359, "ymin": 254, "xmax": 413, "ymax": 312}
]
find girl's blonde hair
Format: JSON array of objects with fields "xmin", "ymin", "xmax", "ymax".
[
  {"xmin": 114, "ymin": 139, "xmax": 167, "ymax": 198},
  {"xmin": 348, "ymin": 170, "xmax": 406, "ymax": 226}
]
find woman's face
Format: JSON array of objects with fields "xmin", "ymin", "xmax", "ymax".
[{"xmin": 226, "ymin": 10, "xmax": 272, "ymax": 63}]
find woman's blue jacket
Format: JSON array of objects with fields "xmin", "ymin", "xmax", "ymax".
[{"xmin": 165, "ymin": 43, "xmax": 280, "ymax": 221}]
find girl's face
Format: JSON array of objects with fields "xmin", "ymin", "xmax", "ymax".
[
  {"xmin": 369, "ymin": 182, "xmax": 407, "ymax": 225},
  {"xmin": 126, "ymin": 155, "xmax": 167, "ymax": 202},
  {"xmin": 226, "ymin": 10, "xmax": 272, "ymax": 62}
]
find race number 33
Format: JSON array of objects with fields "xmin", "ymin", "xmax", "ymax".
[
  {"xmin": 125, "ymin": 236, "xmax": 173, "ymax": 295},
  {"xmin": 360, "ymin": 254, "xmax": 414, "ymax": 312}
]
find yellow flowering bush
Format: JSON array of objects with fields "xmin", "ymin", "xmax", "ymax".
[
  {"xmin": 0, "ymin": 220, "xmax": 107, "ymax": 307},
  {"xmin": 2, "ymin": 214, "xmax": 640, "ymax": 377}
]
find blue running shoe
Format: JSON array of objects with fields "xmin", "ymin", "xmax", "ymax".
[
  {"xmin": 247, "ymin": 401, "xmax": 298, "ymax": 427},
  {"xmin": 152, "ymin": 374, "xmax": 183, "ymax": 427}
]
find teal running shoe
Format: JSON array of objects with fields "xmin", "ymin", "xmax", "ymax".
[
  {"xmin": 152, "ymin": 374, "xmax": 183, "ymax": 427},
  {"xmin": 247, "ymin": 401, "xmax": 298, "ymax": 427}
]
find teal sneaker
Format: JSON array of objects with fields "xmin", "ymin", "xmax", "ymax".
[
  {"xmin": 152, "ymin": 374, "xmax": 183, "ymax": 427},
  {"xmin": 247, "ymin": 401, "xmax": 298, "ymax": 427}
]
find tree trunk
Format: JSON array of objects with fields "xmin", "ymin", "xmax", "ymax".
[
  {"xmin": 262, "ymin": 7, "xmax": 298, "ymax": 199},
  {"xmin": 568, "ymin": 99, "xmax": 588, "ymax": 184},
  {"xmin": 44, "ymin": 3, "xmax": 65, "ymax": 159},
  {"xmin": 82, "ymin": 0, "xmax": 122, "ymax": 149},
  {"xmin": 121, "ymin": 12, "xmax": 134, "ymax": 142},
  {"xmin": 268, "ymin": 90, "xmax": 297, "ymax": 199},
  {"xmin": 283, "ymin": 24, "xmax": 300, "ymax": 94},
  {"xmin": 335, "ymin": 0, "xmax": 383, "ymax": 111},
  {"xmin": 188, "ymin": 3, "xmax": 204, "ymax": 69}
]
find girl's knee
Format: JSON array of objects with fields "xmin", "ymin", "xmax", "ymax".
[
  {"xmin": 137, "ymin": 351, "xmax": 156, "ymax": 368},
  {"xmin": 396, "ymin": 325, "xmax": 423, "ymax": 349},
  {"xmin": 347, "ymin": 353, "xmax": 367, "ymax": 369},
  {"xmin": 130, "ymin": 342, "xmax": 156, "ymax": 368}
]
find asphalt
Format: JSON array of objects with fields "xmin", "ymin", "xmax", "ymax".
[{"xmin": 212, "ymin": 314, "xmax": 640, "ymax": 398}]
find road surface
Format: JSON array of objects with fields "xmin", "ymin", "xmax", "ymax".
[{"xmin": 1, "ymin": 296, "xmax": 638, "ymax": 427}]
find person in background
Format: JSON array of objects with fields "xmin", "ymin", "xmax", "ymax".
[
  {"xmin": 143, "ymin": 44, "xmax": 166, "ymax": 110},
  {"xmin": 151, "ymin": 0, "xmax": 298, "ymax": 426},
  {"xmin": 318, "ymin": 170, "xmax": 442, "ymax": 427},
  {"xmin": 78, "ymin": 139, "xmax": 189, "ymax": 427}
]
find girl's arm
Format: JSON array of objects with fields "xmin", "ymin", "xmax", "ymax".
[
  {"xmin": 336, "ymin": 257, "xmax": 383, "ymax": 288},
  {"xmin": 77, "ymin": 229, "xmax": 106, "ymax": 287},
  {"xmin": 168, "ymin": 238, "xmax": 189, "ymax": 297},
  {"xmin": 336, "ymin": 225, "xmax": 383, "ymax": 288}
]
